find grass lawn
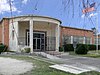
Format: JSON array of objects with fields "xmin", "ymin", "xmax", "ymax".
[
  {"xmin": 0, "ymin": 55, "xmax": 100, "ymax": 75},
  {"xmin": 69, "ymin": 50, "xmax": 100, "ymax": 58}
]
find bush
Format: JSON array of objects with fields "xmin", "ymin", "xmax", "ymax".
[
  {"xmin": 88, "ymin": 44, "xmax": 96, "ymax": 50},
  {"xmin": 59, "ymin": 46, "xmax": 64, "ymax": 52},
  {"xmin": 0, "ymin": 44, "xmax": 8, "ymax": 54},
  {"xmin": 75, "ymin": 44, "xmax": 89, "ymax": 54},
  {"xmin": 0, "ymin": 43, "xmax": 3, "ymax": 45},
  {"xmin": 64, "ymin": 44, "xmax": 74, "ymax": 52},
  {"xmin": 98, "ymin": 45, "xmax": 100, "ymax": 50},
  {"xmin": 21, "ymin": 47, "xmax": 30, "ymax": 53}
]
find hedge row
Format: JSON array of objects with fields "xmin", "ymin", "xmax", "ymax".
[
  {"xmin": 59, "ymin": 44, "xmax": 100, "ymax": 52},
  {"xmin": 0, "ymin": 44, "xmax": 8, "ymax": 54},
  {"xmin": 75, "ymin": 44, "xmax": 89, "ymax": 54}
]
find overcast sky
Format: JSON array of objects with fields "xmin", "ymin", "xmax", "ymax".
[{"xmin": 0, "ymin": 0, "xmax": 100, "ymax": 32}]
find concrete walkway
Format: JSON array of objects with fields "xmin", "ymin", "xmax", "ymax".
[
  {"xmin": 34, "ymin": 52, "xmax": 100, "ymax": 69},
  {"xmin": 49, "ymin": 54, "xmax": 100, "ymax": 74},
  {"xmin": 59, "ymin": 54, "xmax": 100, "ymax": 68}
]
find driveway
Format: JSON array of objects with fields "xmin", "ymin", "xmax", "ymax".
[{"xmin": 50, "ymin": 54, "xmax": 100, "ymax": 73}]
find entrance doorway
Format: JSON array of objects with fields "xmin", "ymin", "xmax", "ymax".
[{"xmin": 26, "ymin": 31, "xmax": 45, "ymax": 51}]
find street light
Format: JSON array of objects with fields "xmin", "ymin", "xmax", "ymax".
[
  {"xmin": 96, "ymin": 13, "xmax": 99, "ymax": 53},
  {"xmin": 90, "ymin": 12, "xmax": 99, "ymax": 53},
  {"xmin": 89, "ymin": 12, "xmax": 100, "ymax": 53}
]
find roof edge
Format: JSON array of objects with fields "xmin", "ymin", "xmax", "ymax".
[
  {"xmin": 61, "ymin": 25, "xmax": 93, "ymax": 32},
  {"xmin": 0, "ymin": 15, "xmax": 62, "ymax": 24}
]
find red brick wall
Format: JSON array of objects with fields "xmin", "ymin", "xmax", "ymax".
[
  {"xmin": 60, "ymin": 26, "xmax": 95, "ymax": 46},
  {"xmin": 0, "ymin": 25, "xmax": 2, "ymax": 43},
  {"xmin": 3, "ymin": 19, "xmax": 9, "ymax": 46}
]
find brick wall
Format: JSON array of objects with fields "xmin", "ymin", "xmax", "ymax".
[
  {"xmin": 3, "ymin": 18, "xmax": 9, "ymax": 46},
  {"xmin": 0, "ymin": 25, "xmax": 2, "ymax": 43},
  {"xmin": 60, "ymin": 26, "xmax": 95, "ymax": 46}
]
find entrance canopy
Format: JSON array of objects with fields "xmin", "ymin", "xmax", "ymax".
[{"xmin": 9, "ymin": 15, "xmax": 61, "ymax": 53}]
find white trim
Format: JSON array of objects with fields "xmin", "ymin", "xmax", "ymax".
[
  {"xmin": 90, "ymin": 37, "xmax": 92, "ymax": 44},
  {"xmin": 12, "ymin": 16, "xmax": 61, "ymax": 25},
  {"xmin": 71, "ymin": 36, "xmax": 73, "ymax": 44},
  {"xmin": 26, "ymin": 32, "xmax": 29, "ymax": 46},
  {"xmin": 56, "ymin": 24, "xmax": 60, "ymax": 51},
  {"xmin": 83, "ymin": 37, "xmax": 85, "ymax": 44}
]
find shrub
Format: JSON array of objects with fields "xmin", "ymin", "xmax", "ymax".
[
  {"xmin": 75, "ymin": 44, "xmax": 89, "ymax": 54},
  {"xmin": 0, "ymin": 43, "xmax": 3, "ymax": 45},
  {"xmin": 64, "ymin": 44, "xmax": 74, "ymax": 52},
  {"xmin": 88, "ymin": 44, "xmax": 96, "ymax": 50},
  {"xmin": 0, "ymin": 44, "xmax": 8, "ymax": 54},
  {"xmin": 98, "ymin": 45, "xmax": 100, "ymax": 50},
  {"xmin": 24, "ymin": 48, "xmax": 30, "ymax": 53},
  {"xmin": 59, "ymin": 46, "xmax": 64, "ymax": 52},
  {"xmin": 21, "ymin": 47, "xmax": 30, "ymax": 53}
]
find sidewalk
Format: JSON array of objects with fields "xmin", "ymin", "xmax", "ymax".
[{"xmin": 48, "ymin": 53, "xmax": 100, "ymax": 74}]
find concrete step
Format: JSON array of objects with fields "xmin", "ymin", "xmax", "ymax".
[
  {"xmin": 50, "ymin": 64, "xmax": 90, "ymax": 74},
  {"xmin": 50, "ymin": 63, "xmax": 100, "ymax": 74}
]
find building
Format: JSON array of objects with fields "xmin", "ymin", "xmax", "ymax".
[
  {"xmin": 60, "ymin": 26, "xmax": 94, "ymax": 45},
  {"xmin": 0, "ymin": 15, "xmax": 100, "ymax": 53}
]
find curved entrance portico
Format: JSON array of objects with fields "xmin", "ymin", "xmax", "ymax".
[{"xmin": 9, "ymin": 15, "xmax": 61, "ymax": 53}]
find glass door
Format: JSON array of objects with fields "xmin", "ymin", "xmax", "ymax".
[
  {"xmin": 33, "ymin": 32, "xmax": 45, "ymax": 51},
  {"xmin": 26, "ymin": 31, "xmax": 45, "ymax": 51},
  {"xmin": 33, "ymin": 38, "xmax": 41, "ymax": 50}
]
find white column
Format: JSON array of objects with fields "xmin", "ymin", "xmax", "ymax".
[
  {"xmin": 30, "ymin": 20, "xmax": 33, "ymax": 53},
  {"xmin": 83, "ymin": 37, "xmax": 85, "ymax": 44},
  {"xmin": 56, "ymin": 23, "xmax": 60, "ymax": 51},
  {"xmin": 71, "ymin": 36, "xmax": 73, "ymax": 44},
  {"xmin": 15, "ymin": 22, "xmax": 19, "ymax": 51},
  {"xmin": 90, "ymin": 37, "xmax": 92, "ymax": 44}
]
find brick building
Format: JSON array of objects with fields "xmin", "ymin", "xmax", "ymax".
[
  {"xmin": 0, "ymin": 15, "xmax": 100, "ymax": 52},
  {"xmin": 60, "ymin": 26, "xmax": 95, "ymax": 46}
]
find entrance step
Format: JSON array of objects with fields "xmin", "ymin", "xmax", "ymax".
[
  {"xmin": 45, "ymin": 51, "xmax": 69, "ymax": 57},
  {"xmin": 34, "ymin": 52, "xmax": 60, "ymax": 60}
]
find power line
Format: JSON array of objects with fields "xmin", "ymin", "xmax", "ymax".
[{"xmin": 9, "ymin": 0, "xmax": 19, "ymax": 42}]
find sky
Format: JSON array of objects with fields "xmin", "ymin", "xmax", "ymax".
[{"xmin": 0, "ymin": 0, "xmax": 100, "ymax": 33}]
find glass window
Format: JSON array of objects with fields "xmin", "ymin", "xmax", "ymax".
[
  {"xmin": 62, "ymin": 35, "xmax": 71, "ymax": 45},
  {"xmin": 73, "ymin": 36, "xmax": 84, "ymax": 44},
  {"xmin": 99, "ymin": 38, "xmax": 100, "ymax": 45},
  {"xmin": 95, "ymin": 38, "xmax": 100, "ymax": 45},
  {"xmin": 85, "ymin": 37, "xmax": 91, "ymax": 44}
]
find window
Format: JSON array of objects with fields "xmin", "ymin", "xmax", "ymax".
[
  {"xmin": 73, "ymin": 36, "xmax": 84, "ymax": 44},
  {"xmin": 62, "ymin": 35, "xmax": 71, "ymax": 45},
  {"xmin": 95, "ymin": 38, "xmax": 100, "ymax": 45},
  {"xmin": 85, "ymin": 37, "xmax": 91, "ymax": 44}
]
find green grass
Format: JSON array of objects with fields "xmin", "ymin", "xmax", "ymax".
[
  {"xmin": 0, "ymin": 55, "xmax": 72, "ymax": 75},
  {"xmin": 0, "ymin": 55, "xmax": 100, "ymax": 75},
  {"xmin": 81, "ymin": 52, "xmax": 100, "ymax": 58},
  {"xmin": 69, "ymin": 50, "xmax": 100, "ymax": 58}
]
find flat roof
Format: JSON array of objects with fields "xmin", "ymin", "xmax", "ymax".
[
  {"xmin": 0, "ymin": 15, "xmax": 62, "ymax": 24},
  {"xmin": 0, "ymin": 15, "xmax": 93, "ymax": 32},
  {"xmin": 61, "ymin": 26, "xmax": 93, "ymax": 32}
]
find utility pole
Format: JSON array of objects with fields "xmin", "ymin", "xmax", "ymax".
[{"xmin": 96, "ymin": 13, "xmax": 99, "ymax": 54}]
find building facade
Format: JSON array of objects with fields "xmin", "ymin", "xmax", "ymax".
[
  {"xmin": 0, "ymin": 15, "xmax": 99, "ymax": 53},
  {"xmin": 60, "ymin": 26, "xmax": 94, "ymax": 45}
]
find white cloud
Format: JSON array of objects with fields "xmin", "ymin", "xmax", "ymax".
[
  {"xmin": 0, "ymin": 0, "xmax": 18, "ymax": 14},
  {"xmin": 89, "ymin": 13, "xmax": 98, "ymax": 17},
  {"xmin": 81, "ymin": 14, "xmax": 85, "ymax": 18},
  {"xmin": 22, "ymin": 0, "xmax": 28, "ymax": 4},
  {"xmin": 18, "ymin": 10, "xmax": 22, "ymax": 14}
]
